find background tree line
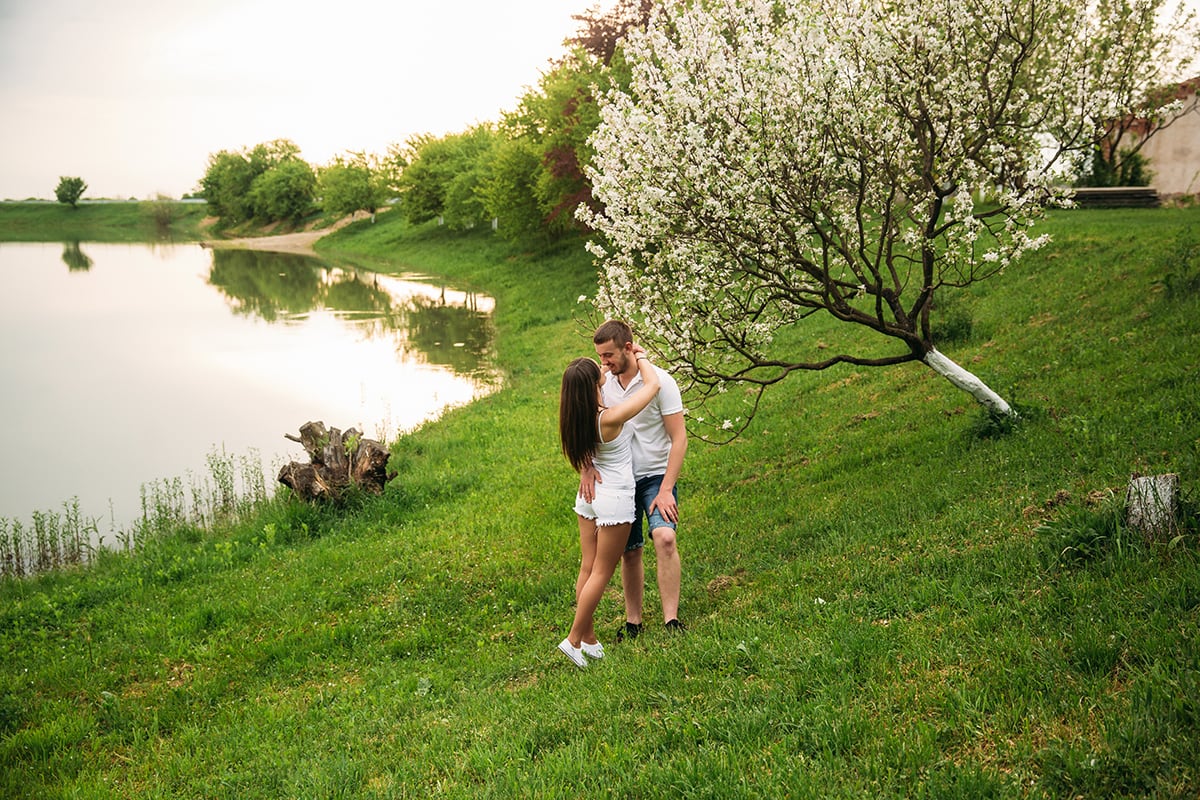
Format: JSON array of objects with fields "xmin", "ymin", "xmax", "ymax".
[{"xmin": 196, "ymin": 1, "xmax": 653, "ymax": 237}]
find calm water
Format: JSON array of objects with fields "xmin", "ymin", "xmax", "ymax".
[{"xmin": 0, "ymin": 241, "xmax": 496, "ymax": 540}]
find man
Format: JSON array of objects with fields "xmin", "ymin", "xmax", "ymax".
[{"xmin": 583, "ymin": 320, "xmax": 688, "ymax": 637}]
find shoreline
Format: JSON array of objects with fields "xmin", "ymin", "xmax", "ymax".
[{"xmin": 202, "ymin": 210, "xmax": 375, "ymax": 255}]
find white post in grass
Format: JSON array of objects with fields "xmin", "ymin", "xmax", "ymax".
[{"xmin": 1126, "ymin": 473, "xmax": 1181, "ymax": 542}]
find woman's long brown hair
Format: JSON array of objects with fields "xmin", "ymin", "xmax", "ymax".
[{"xmin": 559, "ymin": 357, "xmax": 601, "ymax": 472}]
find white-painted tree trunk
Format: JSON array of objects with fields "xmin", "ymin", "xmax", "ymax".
[{"xmin": 923, "ymin": 348, "xmax": 1016, "ymax": 417}]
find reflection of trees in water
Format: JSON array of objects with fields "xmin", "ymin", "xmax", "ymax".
[
  {"xmin": 208, "ymin": 249, "xmax": 398, "ymax": 324},
  {"xmin": 208, "ymin": 249, "xmax": 325, "ymax": 321},
  {"xmin": 402, "ymin": 294, "xmax": 494, "ymax": 375},
  {"xmin": 206, "ymin": 248, "xmax": 494, "ymax": 376},
  {"xmin": 61, "ymin": 241, "xmax": 93, "ymax": 272},
  {"xmin": 324, "ymin": 274, "xmax": 392, "ymax": 316}
]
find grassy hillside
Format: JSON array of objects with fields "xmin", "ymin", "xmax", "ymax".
[{"xmin": 1, "ymin": 208, "xmax": 1198, "ymax": 798}]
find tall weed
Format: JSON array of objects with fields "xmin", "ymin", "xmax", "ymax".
[{"xmin": 1156, "ymin": 225, "xmax": 1200, "ymax": 298}]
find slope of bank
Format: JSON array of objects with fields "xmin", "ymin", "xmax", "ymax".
[{"xmin": 1, "ymin": 208, "xmax": 1198, "ymax": 798}]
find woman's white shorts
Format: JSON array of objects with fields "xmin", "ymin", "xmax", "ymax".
[{"xmin": 573, "ymin": 482, "xmax": 635, "ymax": 528}]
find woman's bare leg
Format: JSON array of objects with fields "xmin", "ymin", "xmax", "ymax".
[
  {"xmin": 575, "ymin": 515, "xmax": 597, "ymax": 604},
  {"xmin": 567, "ymin": 523, "xmax": 629, "ymax": 647}
]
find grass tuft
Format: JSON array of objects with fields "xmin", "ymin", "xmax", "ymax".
[
  {"xmin": 1038, "ymin": 492, "xmax": 1134, "ymax": 567},
  {"xmin": 1155, "ymin": 224, "xmax": 1200, "ymax": 299}
]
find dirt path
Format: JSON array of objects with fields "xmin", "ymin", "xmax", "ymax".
[{"xmin": 202, "ymin": 211, "xmax": 373, "ymax": 256}]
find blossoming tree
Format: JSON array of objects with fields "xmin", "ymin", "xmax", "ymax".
[{"xmin": 581, "ymin": 0, "xmax": 1196, "ymax": 436}]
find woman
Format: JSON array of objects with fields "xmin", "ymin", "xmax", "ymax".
[{"xmin": 557, "ymin": 350, "xmax": 660, "ymax": 668}]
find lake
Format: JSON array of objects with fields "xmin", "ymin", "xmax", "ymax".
[{"xmin": 0, "ymin": 241, "xmax": 497, "ymax": 546}]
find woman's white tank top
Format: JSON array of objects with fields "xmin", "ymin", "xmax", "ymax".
[{"xmin": 591, "ymin": 409, "xmax": 634, "ymax": 488}]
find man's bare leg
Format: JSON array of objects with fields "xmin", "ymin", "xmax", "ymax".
[
  {"xmin": 653, "ymin": 526, "xmax": 681, "ymax": 625},
  {"xmin": 621, "ymin": 547, "xmax": 644, "ymax": 626}
]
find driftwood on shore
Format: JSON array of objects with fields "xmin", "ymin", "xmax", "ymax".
[{"xmin": 278, "ymin": 421, "xmax": 397, "ymax": 501}]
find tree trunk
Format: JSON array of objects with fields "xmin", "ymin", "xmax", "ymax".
[
  {"xmin": 278, "ymin": 421, "xmax": 397, "ymax": 501},
  {"xmin": 922, "ymin": 348, "xmax": 1016, "ymax": 417}
]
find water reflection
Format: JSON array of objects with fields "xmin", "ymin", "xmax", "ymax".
[
  {"xmin": 406, "ymin": 292, "xmax": 494, "ymax": 374},
  {"xmin": 206, "ymin": 249, "xmax": 495, "ymax": 375},
  {"xmin": 0, "ymin": 241, "xmax": 498, "ymax": 544},
  {"xmin": 61, "ymin": 240, "xmax": 93, "ymax": 271},
  {"xmin": 209, "ymin": 249, "xmax": 326, "ymax": 321}
]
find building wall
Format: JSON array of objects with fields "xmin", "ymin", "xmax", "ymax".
[{"xmin": 1140, "ymin": 91, "xmax": 1200, "ymax": 196}]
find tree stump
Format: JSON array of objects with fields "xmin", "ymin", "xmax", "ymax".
[{"xmin": 278, "ymin": 421, "xmax": 397, "ymax": 501}]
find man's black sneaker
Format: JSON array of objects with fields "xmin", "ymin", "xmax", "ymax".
[
  {"xmin": 665, "ymin": 619, "xmax": 687, "ymax": 633},
  {"xmin": 615, "ymin": 621, "xmax": 642, "ymax": 642}
]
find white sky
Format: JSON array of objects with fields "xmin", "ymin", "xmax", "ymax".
[{"xmin": 0, "ymin": 0, "xmax": 601, "ymax": 200}]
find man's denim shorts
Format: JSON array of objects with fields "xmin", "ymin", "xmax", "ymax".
[{"xmin": 625, "ymin": 474, "xmax": 677, "ymax": 553}]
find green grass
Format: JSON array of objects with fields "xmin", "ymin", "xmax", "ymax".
[
  {"xmin": 0, "ymin": 201, "xmax": 208, "ymax": 243},
  {"xmin": 1, "ymin": 207, "xmax": 1198, "ymax": 798}
]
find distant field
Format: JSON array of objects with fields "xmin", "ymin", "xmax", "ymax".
[{"xmin": 0, "ymin": 200, "xmax": 208, "ymax": 242}]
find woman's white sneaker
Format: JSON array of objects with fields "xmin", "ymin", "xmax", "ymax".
[
  {"xmin": 557, "ymin": 638, "xmax": 587, "ymax": 669},
  {"xmin": 580, "ymin": 640, "xmax": 604, "ymax": 660}
]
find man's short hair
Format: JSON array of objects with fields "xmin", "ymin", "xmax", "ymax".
[{"xmin": 593, "ymin": 319, "xmax": 633, "ymax": 347}]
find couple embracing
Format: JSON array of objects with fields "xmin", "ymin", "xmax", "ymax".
[{"xmin": 556, "ymin": 320, "xmax": 688, "ymax": 669}]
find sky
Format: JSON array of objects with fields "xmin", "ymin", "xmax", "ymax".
[{"xmin": 0, "ymin": 0, "xmax": 603, "ymax": 200}]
